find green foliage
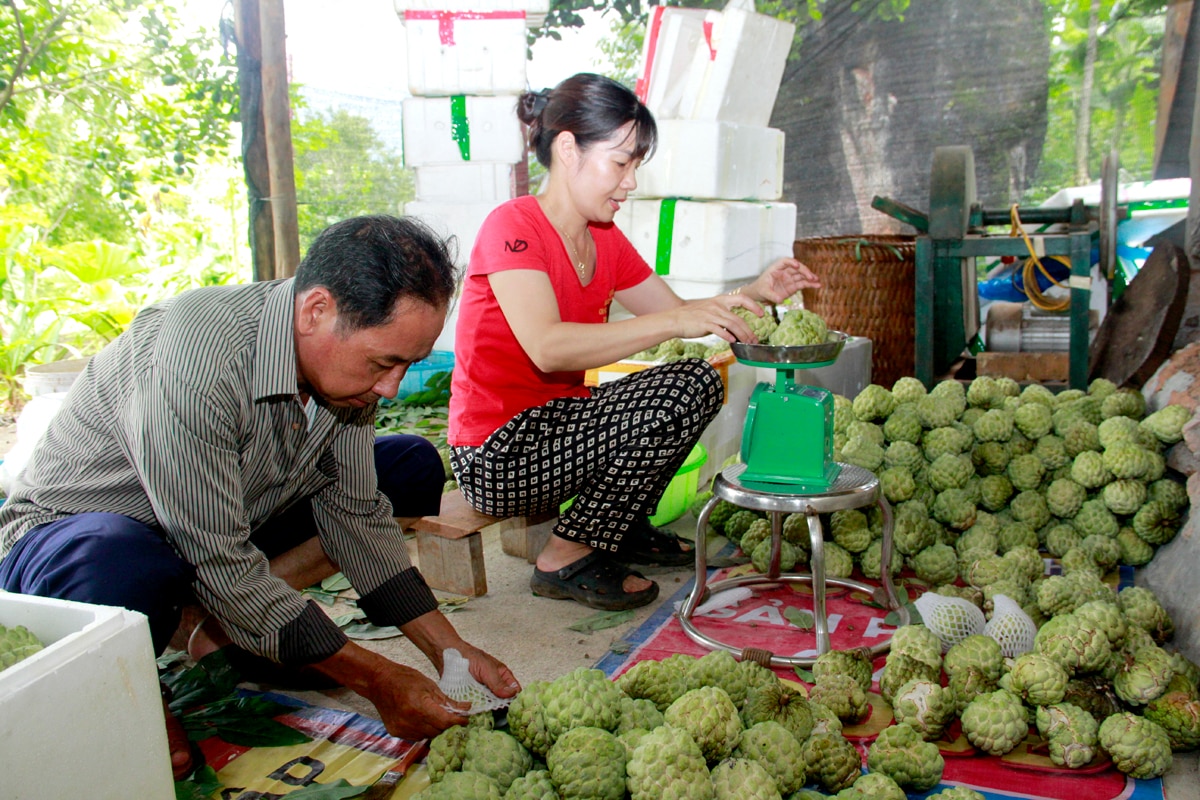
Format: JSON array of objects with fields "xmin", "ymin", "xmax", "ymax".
[
  {"xmin": 1027, "ymin": 0, "xmax": 1165, "ymax": 199},
  {"xmin": 1, "ymin": 0, "xmax": 238, "ymax": 245},
  {"xmin": 1, "ymin": 1, "xmax": 247, "ymax": 411},
  {"xmin": 291, "ymin": 101, "xmax": 415, "ymax": 254}
]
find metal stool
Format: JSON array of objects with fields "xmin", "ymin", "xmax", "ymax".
[{"xmin": 679, "ymin": 462, "xmax": 909, "ymax": 668}]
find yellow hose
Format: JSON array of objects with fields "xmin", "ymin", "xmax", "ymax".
[{"xmin": 1010, "ymin": 204, "xmax": 1071, "ymax": 312}]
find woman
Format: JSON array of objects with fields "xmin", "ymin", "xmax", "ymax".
[{"xmin": 448, "ymin": 73, "xmax": 820, "ymax": 611}]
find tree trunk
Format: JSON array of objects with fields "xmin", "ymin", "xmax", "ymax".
[{"xmin": 1076, "ymin": 0, "xmax": 1102, "ymax": 184}]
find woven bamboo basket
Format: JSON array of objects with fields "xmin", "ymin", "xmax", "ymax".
[{"xmin": 797, "ymin": 235, "xmax": 916, "ymax": 389}]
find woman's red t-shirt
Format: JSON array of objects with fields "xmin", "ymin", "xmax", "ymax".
[{"xmin": 448, "ymin": 195, "xmax": 653, "ymax": 446}]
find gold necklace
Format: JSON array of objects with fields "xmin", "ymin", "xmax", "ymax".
[{"xmin": 557, "ymin": 225, "xmax": 590, "ymax": 279}]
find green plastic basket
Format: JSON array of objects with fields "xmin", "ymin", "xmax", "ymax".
[{"xmin": 560, "ymin": 443, "xmax": 707, "ymax": 527}]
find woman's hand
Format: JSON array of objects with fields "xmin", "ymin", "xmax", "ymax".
[
  {"xmin": 672, "ymin": 294, "xmax": 765, "ymax": 344},
  {"xmin": 743, "ymin": 258, "xmax": 821, "ymax": 305}
]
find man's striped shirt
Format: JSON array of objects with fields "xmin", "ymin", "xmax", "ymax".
[{"xmin": 0, "ymin": 279, "xmax": 436, "ymax": 663}]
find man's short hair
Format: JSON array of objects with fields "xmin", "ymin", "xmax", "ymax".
[{"xmin": 293, "ymin": 215, "xmax": 459, "ymax": 331}]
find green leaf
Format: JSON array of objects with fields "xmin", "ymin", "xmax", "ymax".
[
  {"xmin": 794, "ymin": 667, "xmax": 815, "ymax": 683},
  {"xmin": 784, "ymin": 608, "xmax": 815, "ymax": 630},
  {"xmin": 567, "ymin": 610, "xmax": 635, "ymax": 632},
  {"xmin": 321, "ymin": 573, "xmax": 352, "ymax": 592},
  {"xmin": 884, "ymin": 604, "xmax": 923, "ymax": 626},
  {"xmin": 343, "ymin": 622, "xmax": 404, "ymax": 640},
  {"xmin": 281, "ymin": 779, "xmax": 371, "ymax": 799},
  {"xmin": 201, "ymin": 716, "xmax": 313, "ymax": 748},
  {"xmin": 302, "ymin": 587, "xmax": 341, "ymax": 606},
  {"xmin": 609, "ymin": 639, "xmax": 633, "ymax": 655},
  {"xmin": 164, "ymin": 650, "xmax": 241, "ymax": 713},
  {"xmin": 331, "ymin": 612, "xmax": 366, "ymax": 627},
  {"xmin": 174, "ymin": 765, "xmax": 221, "ymax": 799}
]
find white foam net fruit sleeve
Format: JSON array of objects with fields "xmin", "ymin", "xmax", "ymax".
[
  {"xmin": 912, "ymin": 592, "xmax": 986, "ymax": 653},
  {"xmin": 438, "ymin": 648, "xmax": 512, "ymax": 714},
  {"xmin": 985, "ymin": 594, "xmax": 1037, "ymax": 658}
]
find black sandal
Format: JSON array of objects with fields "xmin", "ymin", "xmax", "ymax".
[
  {"xmin": 620, "ymin": 519, "xmax": 695, "ymax": 567},
  {"xmin": 531, "ymin": 552, "xmax": 660, "ymax": 611}
]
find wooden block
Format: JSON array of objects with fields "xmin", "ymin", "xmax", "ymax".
[
  {"xmin": 416, "ymin": 530, "xmax": 487, "ymax": 597},
  {"xmin": 500, "ymin": 515, "xmax": 557, "ymax": 563},
  {"xmin": 976, "ymin": 351, "xmax": 1069, "ymax": 383},
  {"xmin": 412, "ymin": 489, "xmax": 501, "ymax": 540}
]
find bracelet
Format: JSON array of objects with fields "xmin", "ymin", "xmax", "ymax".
[{"xmin": 729, "ymin": 287, "xmax": 742, "ymax": 296}]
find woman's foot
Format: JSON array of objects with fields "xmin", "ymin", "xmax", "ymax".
[
  {"xmin": 536, "ymin": 535, "xmax": 652, "ymax": 594},
  {"xmin": 533, "ymin": 534, "xmax": 659, "ymax": 610}
]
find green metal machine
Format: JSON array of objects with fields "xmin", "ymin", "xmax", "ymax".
[
  {"xmin": 872, "ymin": 146, "xmax": 1119, "ymax": 389},
  {"xmin": 733, "ymin": 334, "xmax": 847, "ymax": 493}
]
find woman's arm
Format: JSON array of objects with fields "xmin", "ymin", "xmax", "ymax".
[{"xmin": 490, "ymin": 270, "xmax": 762, "ymax": 373}]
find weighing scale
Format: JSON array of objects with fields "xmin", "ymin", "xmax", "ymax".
[
  {"xmin": 679, "ymin": 330, "xmax": 908, "ymax": 667},
  {"xmin": 732, "ymin": 331, "xmax": 848, "ymax": 493}
]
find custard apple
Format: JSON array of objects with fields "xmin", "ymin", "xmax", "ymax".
[
  {"xmin": 800, "ymin": 732, "xmax": 862, "ymax": 793},
  {"xmin": 709, "ymin": 757, "xmax": 781, "ymax": 799},
  {"xmin": 891, "ymin": 679, "xmax": 955, "ymax": 741},
  {"xmin": 733, "ymin": 720, "xmax": 806, "ymax": 795},
  {"xmin": 960, "ymin": 689, "xmax": 1029, "ymax": 755},
  {"xmin": 866, "ymin": 722, "xmax": 944, "ymax": 792},
  {"xmin": 664, "ymin": 686, "xmax": 743, "ymax": 762},
  {"xmin": 626, "ymin": 724, "xmax": 713, "ymax": 800},
  {"xmin": 1035, "ymin": 702, "xmax": 1098, "ymax": 768},
  {"xmin": 1098, "ymin": 712, "xmax": 1173, "ymax": 779}
]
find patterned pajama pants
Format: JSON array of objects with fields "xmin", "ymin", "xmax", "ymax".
[{"xmin": 451, "ymin": 358, "xmax": 724, "ymax": 555}]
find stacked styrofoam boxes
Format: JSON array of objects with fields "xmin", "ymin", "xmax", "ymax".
[
  {"xmin": 614, "ymin": 0, "xmax": 798, "ymax": 301},
  {"xmin": 395, "ymin": 0, "xmax": 547, "ymax": 351},
  {"xmin": 614, "ymin": 0, "xmax": 797, "ymax": 471},
  {"xmin": 396, "ymin": 0, "xmax": 546, "ymax": 272}
]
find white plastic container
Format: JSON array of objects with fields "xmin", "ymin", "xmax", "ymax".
[
  {"xmin": 676, "ymin": 0, "xmax": 795, "ymax": 127},
  {"xmin": 21, "ymin": 356, "xmax": 90, "ymax": 397},
  {"xmin": 755, "ymin": 335, "xmax": 874, "ymax": 399},
  {"xmin": 402, "ymin": 95, "xmax": 525, "ymax": 167},
  {"xmin": 403, "ymin": 11, "xmax": 529, "ymax": 96},
  {"xmin": 635, "ymin": 6, "xmax": 710, "ymax": 119},
  {"xmin": 614, "ymin": 198, "xmax": 796, "ymax": 282},
  {"xmin": 633, "ymin": 120, "xmax": 784, "ymax": 201},
  {"xmin": 698, "ymin": 360, "xmax": 756, "ymax": 487},
  {"xmin": 394, "ymin": 0, "xmax": 550, "ymax": 29},
  {"xmin": 661, "ymin": 276, "xmax": 744, "ymax": 300},
  {"xmin": 414, "ymin": 162, "xmax": 517, "ymax": 203},
  {"xmin": 0, "ymin": 592, "xmax": 174, "ymax": 799},
  {"xmin": 404, "ymin": 199, "xmax": 503, "ymax": 267}
]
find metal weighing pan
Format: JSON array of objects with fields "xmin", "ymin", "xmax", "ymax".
[{"xmin": 731, "ymin": 331, "xmax": 848, "ymax": 369}]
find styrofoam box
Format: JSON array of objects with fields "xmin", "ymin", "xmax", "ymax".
[
  {"xmin": 405, "ymin": 199, "xmax": 503, "ymax": 268},
  {"xmin": 633, "ymin": 120, "xmax": 784, "ymax": 201},
  {"xmin": 677, "ymin": 2, "xmax": 795, "ymax": 127},
  {"xmin": 414, "ymin": 162, "xmax": 516, "ymax": 204},
  {"xmin": 636, "ymin": 6, "xmax": 710, "ymax": 119},
  {"xmin": 403, "ymin": 11, "xmax": 529, "ymax": 96},
  {"xmin": 755, "ymin": 335, "xmax": 873, "ymax": 399},
  {"xmin": 0, "ymin": 592, "xmax": 174, "ymax": 799},
  {"xmin": 402, "ymin": 96, "xmax": 524, "ymax": 168},
  {"xmin": 614, "ymin": 198, "xmax": 796, "ymax": 282},
  {"xmin": 698, "ymin": 360, "xmax": 756, "ymax": 488},
  {"xmin": 394, "ymin": 0, "xmax": 549, "ymax": 28},
  {"xmin": 662, "ymin": 276, "xmax": 743, "ymax": 300}
]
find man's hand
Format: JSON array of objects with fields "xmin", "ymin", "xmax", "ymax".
[
  {"xmin": 312, "ymin": 642, "xmax": 473, "ymax": 740},
  {"xmin": 357, "ymin": 662, "xmax": 474, "ymax": 740}
]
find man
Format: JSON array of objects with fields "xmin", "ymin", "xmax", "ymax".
[{"xmin": 0, "ymin": 216, "xmax": 518, "ymax": 778}]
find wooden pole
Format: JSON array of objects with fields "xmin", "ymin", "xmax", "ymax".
[
  {"xmin": 257, "ymin": 0, "xmax": 301, "ymax": 278},
  {"xmin": 233, "ymin": 0, "xmax": 275, "ymax": 283}
]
